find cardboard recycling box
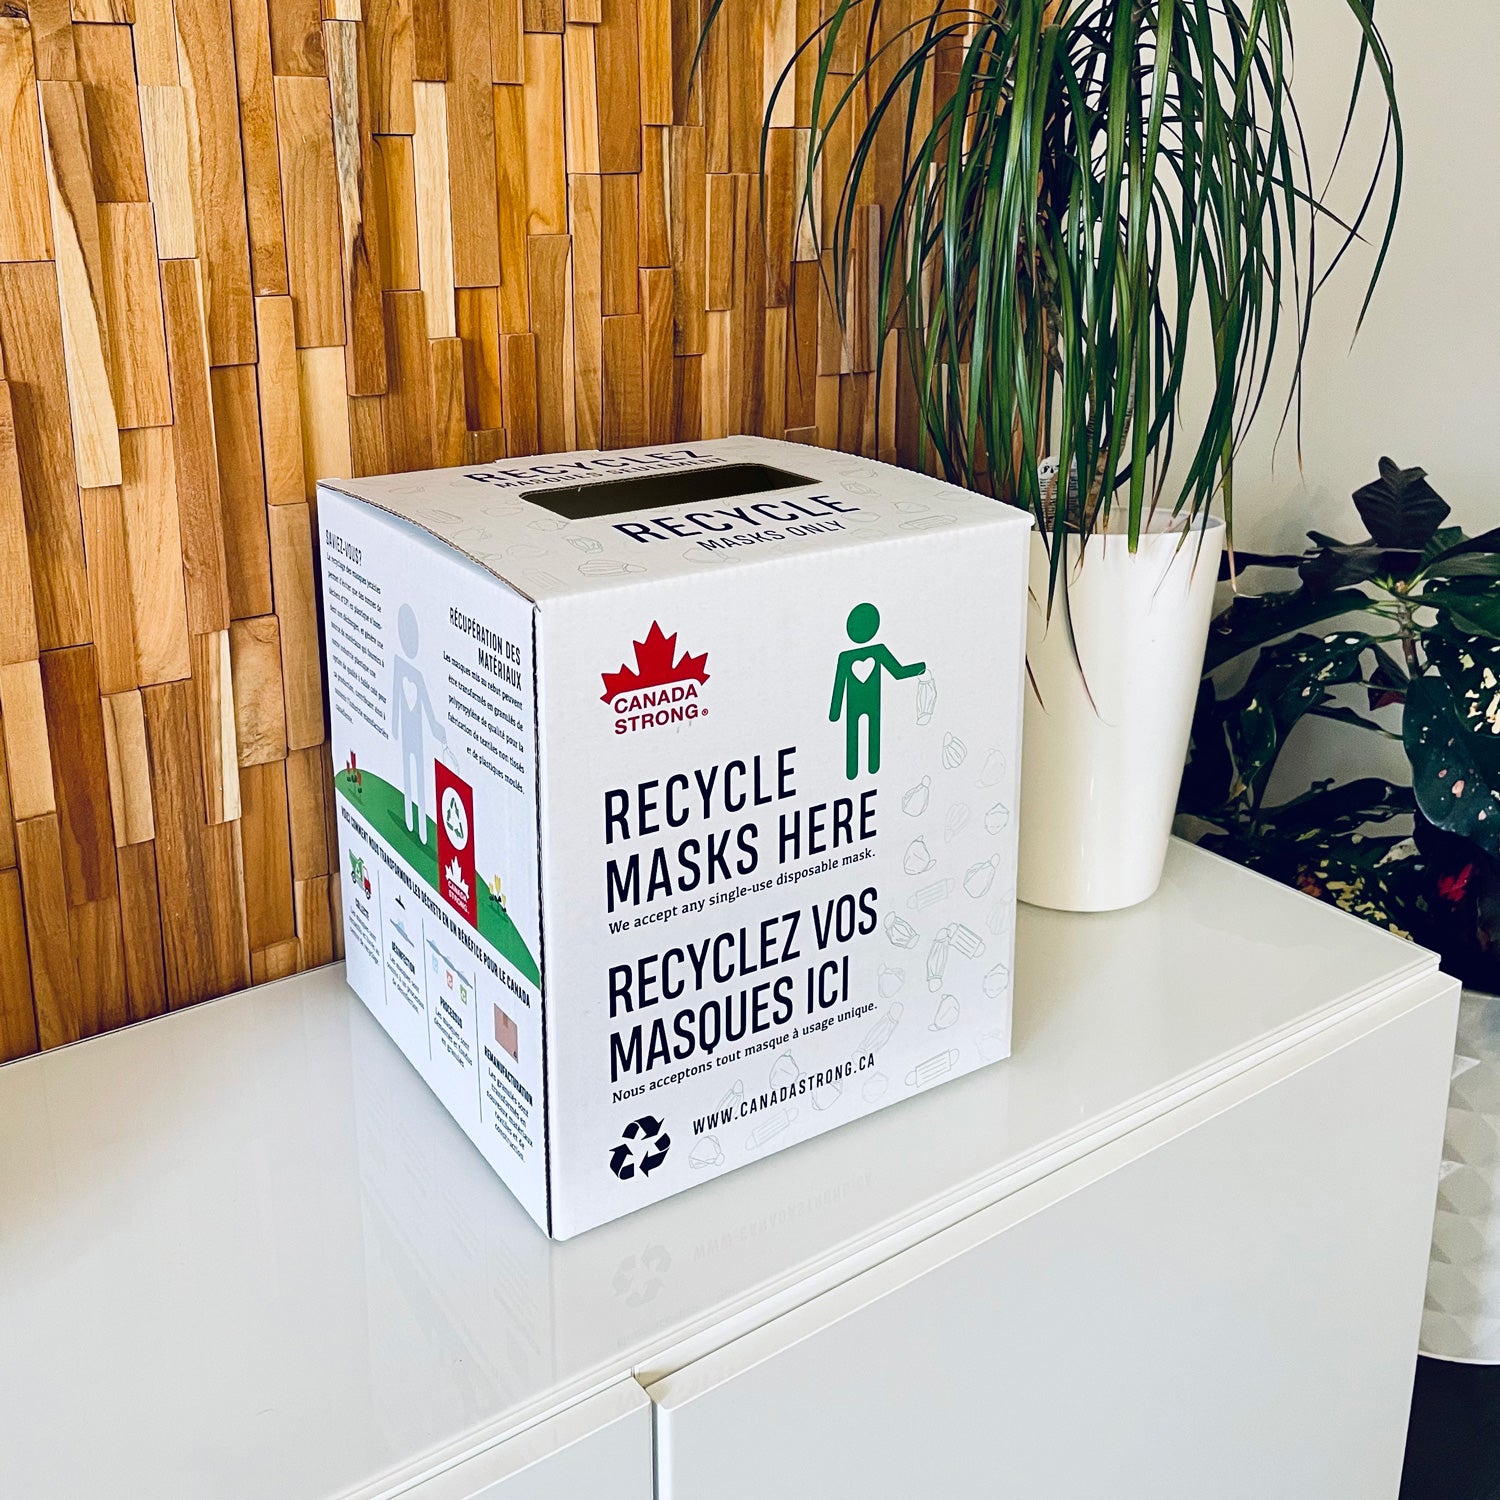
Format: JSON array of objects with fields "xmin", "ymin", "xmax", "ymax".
[{"xmin": 317, "ymin": 436, "xmax": 1031, "ymax": 1238}]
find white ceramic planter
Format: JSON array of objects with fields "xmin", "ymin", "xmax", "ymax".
[
  {"xmin": 1423, "ymin": 988, "xmax": 1500, "ymax": 1364},
  {"xmin": 1017, "ymin": 515, "xmax": 1224, "ymax": 912}
]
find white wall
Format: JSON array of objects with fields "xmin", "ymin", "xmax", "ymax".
[{"xmin": 1228, "ymin": 0, "xmax": 1500, "ymax": 549}]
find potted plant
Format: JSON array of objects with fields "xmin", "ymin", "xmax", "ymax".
[
  {"xmin": 715, "ymin": 0, "xmax": 1403, "ymax": 909},
  {"xmin": 1179, "ymin": 459, "xmax": 1500, "ymax": 1362}
]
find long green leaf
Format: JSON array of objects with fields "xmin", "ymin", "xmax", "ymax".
[{"xmin": 699, "ymin": 0, "xmax": 1403, "ymax": 612}]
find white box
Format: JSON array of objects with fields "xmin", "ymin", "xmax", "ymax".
[{"xmin": 317, "ymin": 436, "xmax": 1031, "ymax": 1238}]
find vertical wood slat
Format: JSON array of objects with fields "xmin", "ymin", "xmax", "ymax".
[
  {"xmin": 599, "ymin": 172, "xmax": 637, "ymax": 315},
  {"xmin": 430, "ymin": 334, "xmax": 466, "ymax": 465},
  {"xmin": 160, "ymin": 258, "xmax": 231, "ymax": 634},
  {"xmin": 268, "ymin": 502, "xmax": 327, "ymax": 750},
  {"xmin": 638, "ymin": 0, "xmax": 670, "ymax": 125},
  {"xmin": 372, "ymin": 134, "xmax": 420, "ymax": 290},
  {"xmin": 411, "ymin": 81, "xmax": 457, "ymax": 337},
  {"xmin": 229, "ymin": 615, "xmax": 289, "ymax": 765},
  {"xmin": 445, "ymin": 0, "xmax": 500, "ymax": 288},
  {"xmin": 325, "ymin": 19, "xmax": 389, "ymax": 393},
  {"xmin": 192, "ymin": 628, "xmax": 242, "ymax": 823},
  {"xmin": 0, "ymin": 20, "xmax": 53, "ymax": 261},
  {"xmin": 411, "ymin": 0, "xmax": 448, "ymax": 80},
  {"xmin": 498, "ymin": 331, "xmax": 538, "ymax": 454},
  {"xmin": 0, "ymin": 263, "xmax": 91, "ymax": 650},
  {"xmin": 381, "ymin": 288, "xmax": 436, "ymax": 471},
  {"xmin": 15, "ymin": 815, "xmax": 83, "ymax": 1048},
  {"xmin": 640, "ymin": 264, "xmax": 673, "ymax": 442},
  {"xmin": 119, "ymin": 427, "xmax": 193, "ymax": 683},
  {"xmin": 492, "ymin": 84, "xmax": 529, "ymax": 331},
  {"xmin": 138, "ymin": 85, "xmax": 198, "ymax": 257},
  {"xmin": 0, "ymin": 870, "xmax": 39, "ymax": 1063},
  {"xmin": 637, "ymin": 126, "xmax": 670, "ymax": 266},
  {"xmin": 96, "ymin": 201, "xmax": 172, "ymax": 428},
  {"xmin": 522, "ymin": 0, "xmax": 561, "ymax": 34},
  {"xmin": 252, "ymin": 938, "xmax": 302, "ymax": 983},
  {"xmin": 74, "ymin": 25, "xmax": 147, "ymax": 203},
  {"xmin": 39, "ymin": 79, "xmax": 122, "ymax": 488},
  {"xmin": 568, "ymin": 169, "xmax": 602, "ymax": 446},
  {"xmin": 523, "ymin": 33, "xmax": 566, "ymax": 236},
  {"xmin": 348, "ymin": 388, "xmax": 390, "ymax": 475},
  {"xmin": 528, "ymin": 233, "xmax": 576, "ymax": 452},
  {"xmin": 67, "ymin": 891, "xmax": 128, "ymax": 1039},
  {"xmin": 294, "ymin": 872, "xmax": 335, "ymax": 966},
  {"xmin": 100, "ymin": 688, "xmax": 155, "ymax": 844},
  {"xmin": 490, "ymin": 0, "xmax": 521, "ymax": 81},
  {"xmin": 594, "ymin": 0, "xmax": 640, "ymax": 174},
  {"xmin": 78, "ymin": 483, "xmax": 139, "ymax": 692},
  {"xmin": 366, "ymin": 0, "xmax": 415, "ymax": 133},
  {"xmin": 456, "ymin": 286, "xmax": 503, "ymax": 430},
  {"xmin": 275, "ymin": 75, "xmax": 347, "ymax": 348},
  {"xmin": 209, "ymin": 364, "xmax": 275, "ymax": 619},
  {"xmin": 268, "ymin": 0, "xmax": 328, "ymax": 75},
  {"xmin": 173, "ymin": 0, "xmax": 257, "ymax": 363},
  {"xmin": 204, "ymin": 785, "xmax": 252, "ymax": 997},
  {"xmin": 668, "ymin": 125, "xmax": 706, "ymax": 354},
  {"xmin": 285, "ymin": 742, "xmax": 330, "ymax": 878},
  {"xmin": 142, "ymin": 678, "xmax": 219, "ymax": 1008},
  {"xmin": 27, "ymin": 0, "xmax": 79, "ymax": 82},
  {"xmin": 601, "ymin": 313, "xmax": 643, "ymax": 445},
  {"xmin": 230, "ymin": 0, "xmax": 291, "ymax": 295},
  {"xmin": 562, "ymin": 25, "xmax": 599, "ymax": 174},
  {"xmin": 38, "ymin": 644, "xmax": 117, "ymax": 906},
  {"xmin": 256, "ymin": 295, "xmax": 306, "ymax": 506},
  {"xmin": 70, "ymin": 0, "xmax": 135, "ymax": 26},
  {"xmin": 297, "ymin": 344, "xmax": 354, "ymax": 494},
  {"xmin": 0, "ymin": 696, "xmax": 15, "ymax": 872},
  {"xmin": 0, "ymin": 383, "xmax": 41, "ymax": 666},
  {"xmin": 133, "ymin": 0, "xmax": 179, "ymax": 83},
  {"xmin": 0, "ymin": 662, "xmax": 57, "ymax": 820},
  {"xmin": 239, "ymin": 757, "xmax": 295, "ymax": 951},
  {"xmin": 116, "ymin": 838, "xmax": 168, "ymax": 1020}
]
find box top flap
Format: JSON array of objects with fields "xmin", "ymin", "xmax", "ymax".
[{"xmin": 318, "ymin": 436, "xmax": 1032, "ymax": 601}]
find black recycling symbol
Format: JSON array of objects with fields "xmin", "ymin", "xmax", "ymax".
[{"xmin": 609, "ymin": 1115, "xmax": 671, "ymax": 1181}]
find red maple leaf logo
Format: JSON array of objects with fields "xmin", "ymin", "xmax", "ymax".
[{"xmin": 600, "ymin": 622, "xmax": 710, "ymax": 703}]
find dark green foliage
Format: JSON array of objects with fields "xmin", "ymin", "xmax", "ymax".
[
  {"xmin": 1181, "ymin": 460, "xmax": 1500, "ymax": 989},
  {"xmin": 1298, "ymin": 532, "xmax": 1424, "ymax": 595},
  {"xmin": 1352, "ymin": 459, "xmax": 1450, "ymax": 549},
  {"xmin": 1405, "ymin": 636, "xmax": 1500, "ymax": 849}
]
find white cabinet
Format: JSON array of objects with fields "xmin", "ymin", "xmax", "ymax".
[
  {"xmin": 0, "ymin": 845, "xmax": 1457, "ymax": 1500},
  {"xmin": 402, "ymin": 1383, "xmax": 652, "ymax": 1500},
  {"xmin": 650, "ymin": 976, "xmax": 1456, "ymax": 1500}
]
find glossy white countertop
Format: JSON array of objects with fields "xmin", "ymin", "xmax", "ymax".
[{"xmin": 0, "ymin": 842, "xmax": 1436, "ymax": 1500}]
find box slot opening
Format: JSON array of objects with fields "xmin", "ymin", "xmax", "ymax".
[{"xmin": 522, "ymin": 463, "xmax": 814, "ymax": 520}]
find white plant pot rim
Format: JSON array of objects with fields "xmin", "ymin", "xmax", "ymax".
[{"xmin": 1038, "ymin": 510, "xmax": 1225, "ymax": 538}]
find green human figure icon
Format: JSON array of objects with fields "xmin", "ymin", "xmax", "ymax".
[{"xmin": 829, "ymin": 602, "xmax": 925, "ymax": 780}]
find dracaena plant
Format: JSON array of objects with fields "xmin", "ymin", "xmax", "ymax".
[
  {"xmin": 717, "ymin": 0, "xmax": 1402, "ymax": 596},
  {"xmin": 1178, "ymin": 461, "xmax": 1500, "ymax": 990}
]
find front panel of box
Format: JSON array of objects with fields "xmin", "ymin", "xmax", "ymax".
[{"xmin": 538, "ymin": 526, "xmax": 1027, "ymax": 1236}]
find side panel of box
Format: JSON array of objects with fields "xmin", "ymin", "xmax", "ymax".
[
  {"xmin": 318, "ymin": 488, "xmax": 550, "ymax": 1231},
  {"xmin": 536, "ymin": 522, "xmax": 1027, "ymax": 1238}
]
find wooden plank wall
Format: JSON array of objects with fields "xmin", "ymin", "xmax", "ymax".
[{"xmin": 0, "ymin": 0, "xmax": 916, "ymax": 1057}]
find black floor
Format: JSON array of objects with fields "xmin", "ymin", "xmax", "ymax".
[{"xmin": 1402, "ymin": 1357, "xmax": 1500, "ymax": 1499}]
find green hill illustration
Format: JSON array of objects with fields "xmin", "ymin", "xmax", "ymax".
[{"xmin": 334, "ymin": 768, "xmax": 541, "ymax": 986}]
